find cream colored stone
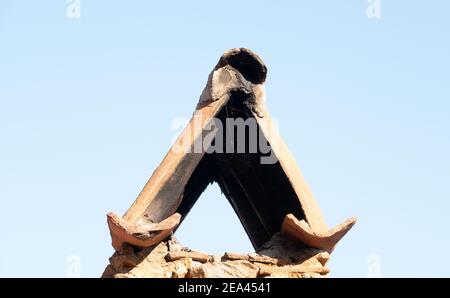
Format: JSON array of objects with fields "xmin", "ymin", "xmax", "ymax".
[
  {"xmin": 165, "ymin": 258, "xmax": 192, "ymax": 278},
  {"xmin": 166, "ymin": 251, "xmax": 210, "ymax": 263},
  {"xmin": 196, "ymin": 261, "xmax": 259, "ymax": 278},
  {"xmin": 248, "ymin": 253, "xmax": 278, "ymax": 265},
  {"xmin": 223, "ymin": 252, "xmax": 249, "ymax": 261}
]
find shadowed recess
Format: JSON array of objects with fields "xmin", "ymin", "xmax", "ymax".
[{"xmin": 175, "ymin": 90, "xmax": 306, "ymax": 250}]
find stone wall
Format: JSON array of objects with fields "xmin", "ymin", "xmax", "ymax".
[{"xmin": 102, "ymin": 234, "xmax": 330, "ymax": 278}]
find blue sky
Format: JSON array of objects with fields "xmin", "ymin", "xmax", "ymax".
[{"xmin": 0, "ymin": 1, "xmax": 449, "ymax": 277}]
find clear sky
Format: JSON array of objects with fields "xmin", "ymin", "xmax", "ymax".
[{"xmin": 0, "ymin": 1, "xmax": 449, "ymax": 277}]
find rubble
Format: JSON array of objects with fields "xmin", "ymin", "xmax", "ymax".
[{"xmin": 102, "ymin": 235, "xmax": 330, "ymax": 278}]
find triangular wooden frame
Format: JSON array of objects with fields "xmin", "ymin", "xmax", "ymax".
[{"xmin": 107, "ymin": 48, "xmax": 356, "ymax": 253}]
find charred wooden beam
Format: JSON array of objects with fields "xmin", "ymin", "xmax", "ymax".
[{"xmin": 106, "ymin": 48, "xmax": 356, "ymax": 254}]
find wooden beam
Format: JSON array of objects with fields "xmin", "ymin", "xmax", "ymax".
[
  {"xmin": 255, "ymin": 111, "xmax": 330, "ymax": 234},
  {"xmin": 122, "ymin": 66, "xmax": 251, "ymax": 225}
]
